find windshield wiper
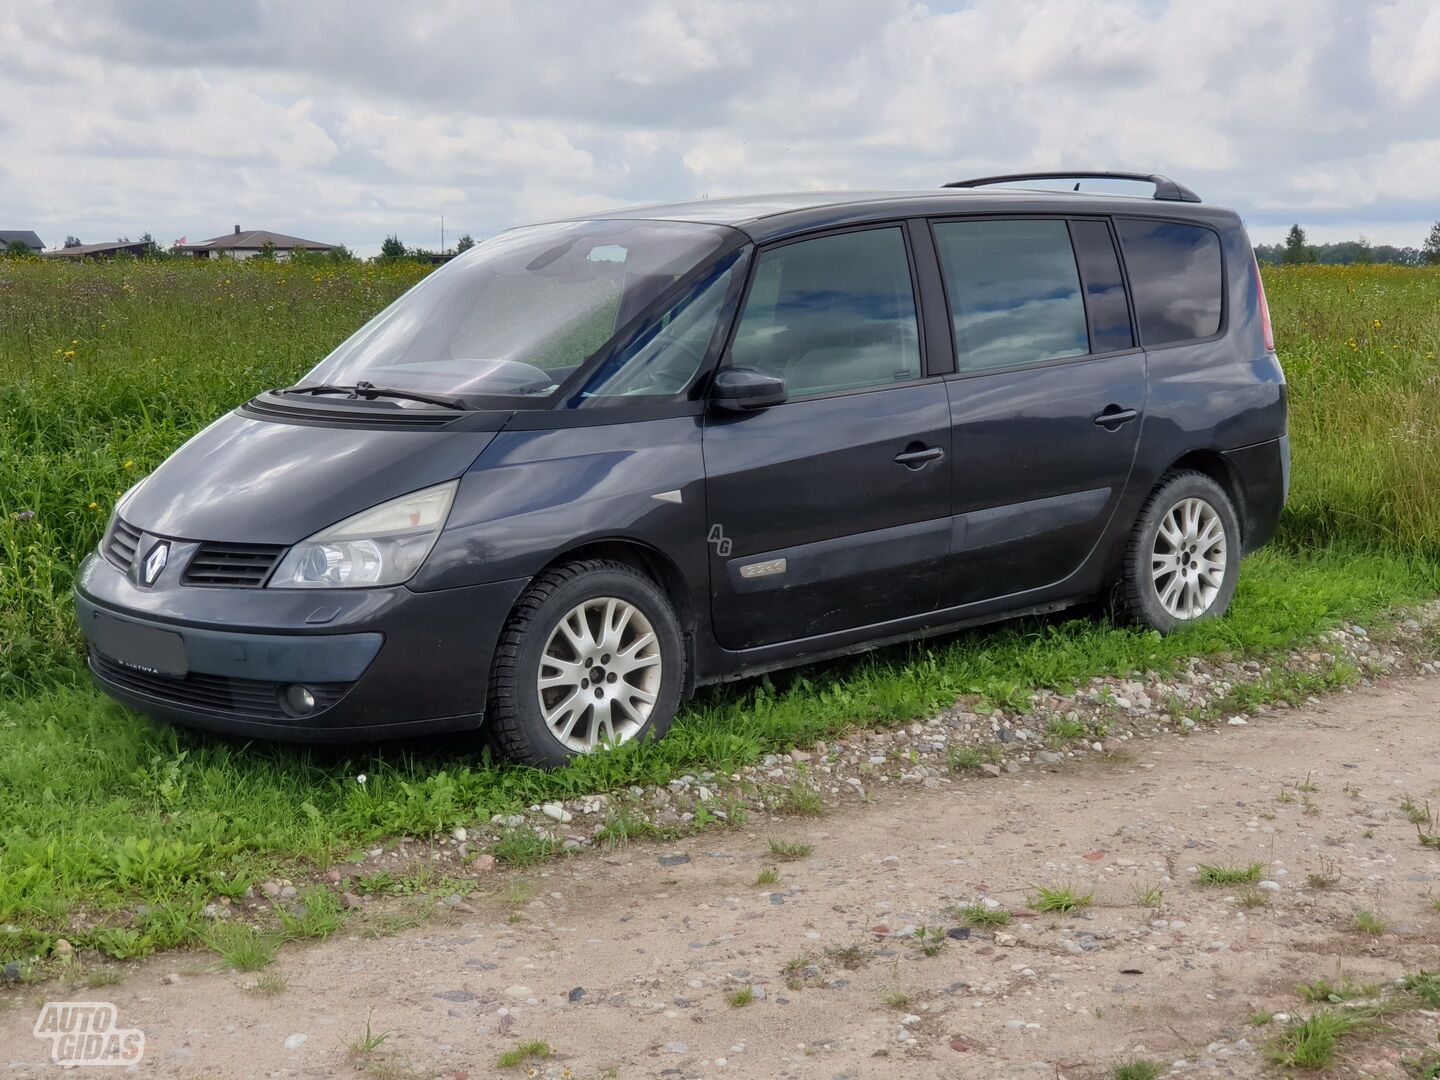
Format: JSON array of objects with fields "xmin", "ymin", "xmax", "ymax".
[{"xmin": 284, "ymin": 381, "xmax": 470, "ymax": 410}]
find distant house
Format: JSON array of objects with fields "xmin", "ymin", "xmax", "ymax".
[
  {"xmin": 0, "ymin": 230, "xmax": 45, "ymax": 253},
  {"xmin": 45, "ymin": 239, "xmax": 157, "ymax": 260},
  {"xmin": 177, "ymin": 226, "xmax": 335, "ymax": 261}
]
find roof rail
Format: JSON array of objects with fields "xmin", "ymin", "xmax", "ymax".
[{"xmin": 943, "ymin": 171, "xmax": 1202, "ymax": 203}]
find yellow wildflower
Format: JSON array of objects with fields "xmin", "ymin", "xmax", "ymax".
[{"xmin": 123, "ymin": 460, "xmax": 134, "ymax": 469}]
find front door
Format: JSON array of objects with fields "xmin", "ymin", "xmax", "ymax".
[{"xmin": 702, "ymin": 225, "xmax": 951, "ymax": 650}]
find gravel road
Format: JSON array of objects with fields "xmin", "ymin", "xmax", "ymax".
[{"xmin": 5, "ymin": 676, "xmax": 1439, "ymax": 1078}]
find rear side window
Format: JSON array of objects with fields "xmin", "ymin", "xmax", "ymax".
[
  {"xmin": 1115, "ymin": 219, "xmax": 1223, "ymax": 345},
  {"xmin": 729, "ymin": 227, "xmax": 920, "ymax": 398},
  {"xmin": 932, "ymin": 218, "xmax": 1088, "ymax": 372},
  {"xmin": 1069, "ymin": 220, "xmax": 1133, "ymax": 353}
]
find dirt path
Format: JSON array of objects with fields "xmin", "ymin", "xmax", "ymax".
[{"xmin": 6, "ymin": 677, "xmax": 1440, "ymax": 1079}]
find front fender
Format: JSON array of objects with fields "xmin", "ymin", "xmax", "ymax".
[{"xmin": 411, "ymin": 416, "xmax": 708, "ymax": 595}]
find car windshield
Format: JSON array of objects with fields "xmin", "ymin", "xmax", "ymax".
[{"xmin": 299, "ymin": 219, "xmax": 736, "ymax": 406}]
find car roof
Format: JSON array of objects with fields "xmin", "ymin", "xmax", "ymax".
[{"xmin": 572, "ymin": 188, "xmax": 1239, "ymax": 244}]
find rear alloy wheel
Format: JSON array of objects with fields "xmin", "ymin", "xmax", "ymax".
[
  {"xmin": 487, "ymin": 560, "xmax": 684, "ymax": 767},
  {"xmin": 1118, "ymin": 471, "xmax": 1240, "ymax": 634}
]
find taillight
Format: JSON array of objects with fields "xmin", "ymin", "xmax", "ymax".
[{"xmin": 1252, "ymin": 252, "xmax": 1275, "ymax": 352}]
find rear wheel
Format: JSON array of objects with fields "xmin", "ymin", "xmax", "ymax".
[
  {"xmin": 487, "ymin": 559, "xmax": 685, "ymax": 767},
  {"xmin": 1117, "ymin": 471, "xmax": 1240, "ymax": 634}
]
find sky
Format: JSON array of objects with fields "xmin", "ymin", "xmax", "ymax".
[{"xmin": 2, "ymin": 0, "xmax": 1438, "ymax": 257}]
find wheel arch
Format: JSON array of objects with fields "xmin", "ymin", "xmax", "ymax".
[
  {"xmin": 535, "ymin": 537, "xmax": 700, "ymax": 696},
  {"xmin": 1163, "ymin": 450, "xmax": 1246, "ymax": 544}
]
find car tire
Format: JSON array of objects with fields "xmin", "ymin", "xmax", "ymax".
[
  {"xmin": 1116, "ymin": 470, "xmax": 1241, "ymax": 635},
  {"xmin": 487, "ymin": 559, "xmax": 686, "ymax": 768}
]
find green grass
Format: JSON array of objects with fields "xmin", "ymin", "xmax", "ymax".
[
  {"xmin": 1133, "ymin": 883, "xmax": 1164, "ymax": 908},
  {"xmin": 754, "ymin": 866, "xmax": 779, "ymax": 886},
  {"xmin": 726, "ymin": 986, "xmax": 754, "ymax": 1007},
  {"xmin": 1266, "ymin": 1008, "xmax": 1363, "ymax": 1069},
  {"xmin": 1400, "ymin": 796, "xmax": 1434, "ymax": 826},
  {"xmin": 767, "ymin": 837, "xmax": 814, "ymax": 860},
  {"xmin": 1195, "ymin": 862, "xmax": 1264, "ymax": 886},
  {"xmin": 1029, "ymin": 883, "xmax": 1094, "ymax": 914},
  {"xmin": 496, "ymin": 1039, "xmax": 551, "ymax": 1069},
  {"xmin": 205, "ymin": 923, "xmax": 277, "ymax": 972},
  {"xmin": 1399, "ymin": 971, "xmax": 1440, "ymax": 1007},
  {"xmin": 774, "ymin": 782, "xmax": 825, "ymax": 816},
  {"xmin": 952, "ymin": 902, "xmax": 1011, "ymax": 927},
  {"xmin": 1109, "ymin": 1060, "xmax": 1163, "ymax": 1080},
  {"xmin": 491, "ymin": 829, "xmax": 558, "ymax": 867},
  {"xmin": 2, "ymin": 260, "xmax": 1439, "ymax": 962},
  {"xmin": 245, "ymin": 971, "xmax": 288, "ymax": 997},
  {"xmin": 347, "ymin": 1011, "xmax": 394, "ymax": 1056},
  {"xmin": 946, "ymin": 743, "xmax": 1002, "ymax": 771},
  {"xmin": 1297, "ymin": 976, "xmax": 1379, "ymax": 1003},
  {"xmin": 1354, "ymin": 909, "xmax": 1388, "ymax": 935}
]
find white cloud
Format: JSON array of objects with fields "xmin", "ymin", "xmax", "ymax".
[{"xmin": 0, "ymin": 0, "xmax": 1436, "ymax": 254}]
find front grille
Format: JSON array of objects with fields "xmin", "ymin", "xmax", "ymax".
[
  {"xmin": 182, "ymin": 542, "xmax": 286, "ymax": 587},
  {"xmin": 90, "ymin": 651, "xmax": 352, "ymax": 720},
  {"xmin": 104, "ymin": 517, "xmax": 143, "ymax": 571}
]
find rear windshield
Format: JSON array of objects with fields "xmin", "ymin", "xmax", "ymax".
[
  {"xmin": 1115, "ymin": 218, "xmax": 1223, "ymax": 345},
  {"xmin": 302, "ymin": 219, "xmax": 736, "ymax": 404}
]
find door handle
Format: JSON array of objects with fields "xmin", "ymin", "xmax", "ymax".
[
  {"xmin": 894, "ymin": 445, "xmax": 945, "ymax": 467},
  {"xmin": 1093, "ymin": 405, "xmax": 1138, "ymax": 429}
]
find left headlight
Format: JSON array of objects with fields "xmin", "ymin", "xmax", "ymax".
[{"xmin": 269, "ymin": 480, "xmax": 458, "ymax": 588}]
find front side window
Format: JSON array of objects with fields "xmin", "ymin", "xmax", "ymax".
[
  {"xmin": 728, "ymin": 227, "xmax": 921, "ymax": 398},
  {"xmin": 1115, "ymin": 218, "xmax": 1223, "ymax": 345},
  {"xmin": 933, "ymin": 218, "xmax": 1089, "ymax": 372},
  {"xmin": 302, "ymin": 219, "xmax": 736, "ymax": 405}
]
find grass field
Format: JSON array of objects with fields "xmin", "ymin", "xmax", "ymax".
[{"xmin": 1, "ymin": 257, "xmax": 1438, "ymax": 964}]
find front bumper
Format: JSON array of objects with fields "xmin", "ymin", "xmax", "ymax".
[{"xmin": 75, "ymin": 551, "xmax": 527, "ymax": 741}]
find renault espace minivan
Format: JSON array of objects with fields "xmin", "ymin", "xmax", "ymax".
[{"xmin": 77, "ymin": 171, "xmax": 1288, "ymax": 766}]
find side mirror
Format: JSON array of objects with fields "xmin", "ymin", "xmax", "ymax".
[{"xmin": 710, "ymin": 367, "xmax": 787, "ymax": 412}]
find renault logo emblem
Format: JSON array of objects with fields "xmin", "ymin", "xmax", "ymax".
[{"xmin": 141, "ymin": 540, "xmax": 169, "ymax": 586}]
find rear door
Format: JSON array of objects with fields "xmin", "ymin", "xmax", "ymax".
[
  {"xmin": 931, "ymin": 216, "xmax": 1146, "ymax": 607},
  {"xmin": 702, "ymin": 224, "xmax": 952, "ymax": 650}
]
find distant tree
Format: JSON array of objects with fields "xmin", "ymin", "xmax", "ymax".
[
  {"xmin": 455, "ymin": 234, "xmax": 475, "ymax": 253},
  {"xmin": 380, "ymin": 234, "xmax": 407, "ymax": 259},
  {"xmin": 64, "ymin": 235, "xmax": 83, "ymax": 248},
  {"xmin": 1260, "ymin": 236, "xmax": 1425, "ymax": 267},
  {"xmin": 1423, "ymin": 221, "xmax": 1440, "ymax": 265},
  {"xmin": 327, "ymin": 244, "xmax": 355, "ymax": 263},
  {"xmin": 253, "ymin": 239, "xmax": 278, "ymax": 261},
  {"xmin": 1282, "ymin": 224, "xmax": 1310, "ymax": 265},
  {"xmin": 5, "ymin": 240, "xmax": 32, "ymax": 257}
]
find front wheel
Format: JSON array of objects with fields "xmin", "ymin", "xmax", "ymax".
[
  {"xmin": 1117, "ymin": 471, "xmax": 1240, "ymax": 634},
  {"xmin": 487, "ymin": 559, "xmax": 685, "ymax": 767}
]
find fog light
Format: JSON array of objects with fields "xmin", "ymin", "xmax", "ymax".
[{"xmin": 283, "ymin": 684, "xmax": 317, "ymax": 715}]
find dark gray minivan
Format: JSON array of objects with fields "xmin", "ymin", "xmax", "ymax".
[{"xmin": 77, "ymin": 171, "xmax": 1287, "ymax": 766}]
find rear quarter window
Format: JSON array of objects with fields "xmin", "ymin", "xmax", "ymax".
[{"xmin": 1115, "ymin": 218, "xmax": 1223, "ymax": 346}]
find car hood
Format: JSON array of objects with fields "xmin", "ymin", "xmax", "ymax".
[{"xmin": 123, "ymin": 410, "xmax": 498, "ymax": 545}]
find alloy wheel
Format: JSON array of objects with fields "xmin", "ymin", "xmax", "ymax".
[
  {"xmin": 536, "ymin": 597, "xmax": 662, "ymax": 753},
  {"xmin": 1151, "ymin": 496, "xmax": 1227, "ymax": 620}
]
